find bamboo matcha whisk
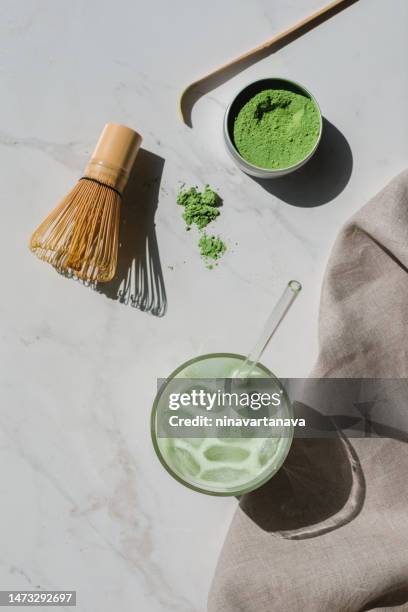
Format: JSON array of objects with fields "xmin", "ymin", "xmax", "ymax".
[{"xmin": 30, "ymin": 123, "xmax": 142, "ymax": 283}]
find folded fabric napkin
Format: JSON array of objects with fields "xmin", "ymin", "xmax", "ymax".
[{"xmin": 208, "ymin": 171, "xmax": 408, "ymax": 612}]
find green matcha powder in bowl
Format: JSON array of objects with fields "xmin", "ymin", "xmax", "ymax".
[{"xmin": 224, "ymin": 78, "xmax": 323, "ymax": 178}]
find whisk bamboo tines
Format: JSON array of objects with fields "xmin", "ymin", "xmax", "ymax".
[{"xmin": 30, "ymin": 123, "xmax": 142, "ymax": 283}]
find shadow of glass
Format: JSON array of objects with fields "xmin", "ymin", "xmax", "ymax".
[
  {"xmin": 239, "ymin": 433, "xmax": 365, "ymax": 539},
  {"xmin": 96, "ymin": 149, "xmax": 167, "ymax": 317},
  {"xmin": 253, "ymin": 118, "xmax": 353, "ymax": 207}
]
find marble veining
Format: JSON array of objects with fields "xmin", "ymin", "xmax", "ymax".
[{"xmin": 1, "ymin": 0, "xmax": 408, "ymax": 610}]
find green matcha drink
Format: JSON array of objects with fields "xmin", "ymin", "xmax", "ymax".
[
  {"xmin": 233, "ymin": 88, "xmax": 321, "ymax": 170},
  {"xmin": 151, "ymin": 353, "xmax": 293, "ymax": 496}
]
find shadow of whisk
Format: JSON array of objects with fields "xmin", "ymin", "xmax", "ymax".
[{"xmin": 96, "ymin": 149, "xmax": 167, "ymax": 317}]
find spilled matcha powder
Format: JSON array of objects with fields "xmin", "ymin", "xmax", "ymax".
[
  {"xmin": 233, "ymin": 88, "xmax": 321, "ymax": 169},
  {"xmin": 177, "ymin": 185, "xmax": 221, "ymax": 229},
  {"xmin": 199, "ymin": 233, "xmax": 226, "ymax": 269},
  {"xmin": 177, "ymin": 185, "xmax": 226, "ymax": 267}
]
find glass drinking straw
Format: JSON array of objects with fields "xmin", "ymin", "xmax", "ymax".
[{"xmin": 234, "ymin": 280, "xmax": 302, "ymax": 379}]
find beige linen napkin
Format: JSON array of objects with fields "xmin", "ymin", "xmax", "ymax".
[{"xmin": 208, "ymin": 171, "xmax": 408, "ymax": 612}]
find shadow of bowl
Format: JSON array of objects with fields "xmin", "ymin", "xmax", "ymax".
[{"xmin": 253, "ymin": 118, "xmax": 353, "ymax": 207}]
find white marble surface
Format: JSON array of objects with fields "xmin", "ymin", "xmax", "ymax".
[{"xmin": 1, "ymin": 0, "xmax": 408, "ymax": 610}]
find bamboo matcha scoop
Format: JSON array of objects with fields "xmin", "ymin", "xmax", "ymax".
[{"xmin": 179, "ymin": 0, "xmax": 358, "ymax": 126}]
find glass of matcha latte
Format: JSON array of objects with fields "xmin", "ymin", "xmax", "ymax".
[{"xmin": 151, "ymin": 281, "xmax": 301, "ymax": 496}]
